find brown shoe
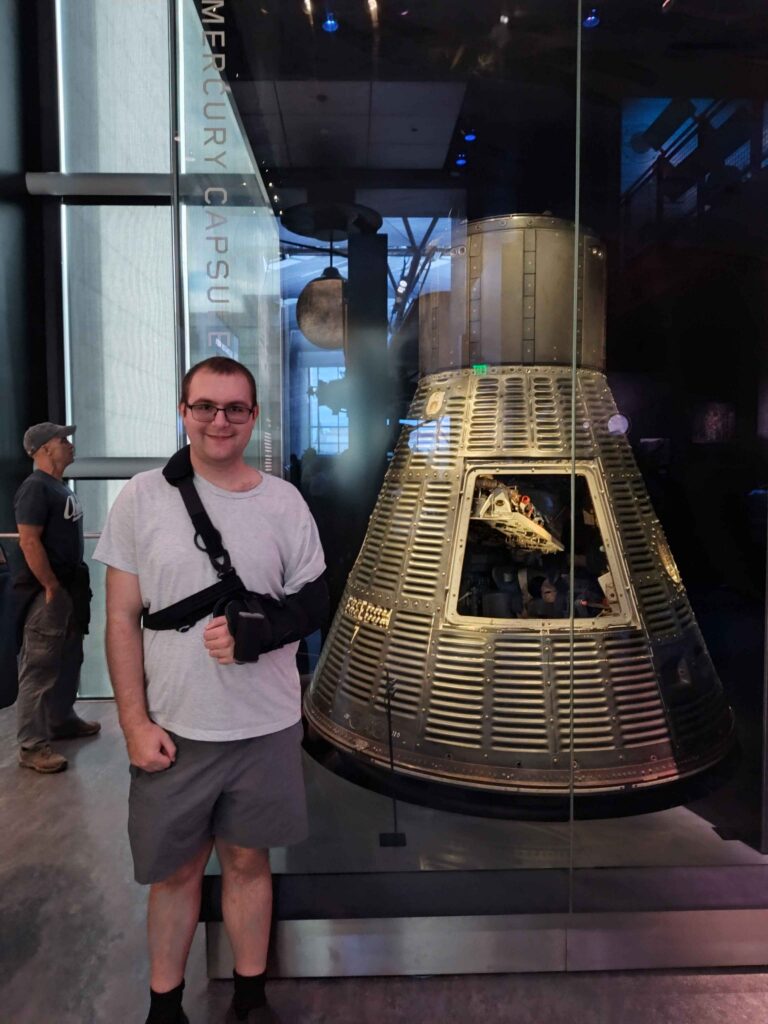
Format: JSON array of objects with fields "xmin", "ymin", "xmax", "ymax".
[
  {"xmin": 19, "ymin": 745, "xmax": 68, "ymax": 773},
  {"xmin": 50, "ymin": 717, "xmax": 101, "ymax": 739}
]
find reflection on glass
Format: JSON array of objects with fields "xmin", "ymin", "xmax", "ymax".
[
  {"xmin": 178, "ymin": 0, "xmax": 263, "ymax": 178},
  {"xmin": 308, "ymin": 367, "xmax": 349, "ymax": 454},
  {"xmin": 177, "ymin": 0, "xmax": 282, "ymax": 472},
  {"xmin": 407, "ymin": 415, "xmax": 454, "ymax": 455},
  {"xmin": 80, "ymin": 540, "xmax": 111, "ymax": 699},
  {"xmin": 621, "ymin": 98, "xmax": 759, "ymax": 260},
  {"xmin": 571, "ymin": 3, "xmax": 768, "ymax": 906}
]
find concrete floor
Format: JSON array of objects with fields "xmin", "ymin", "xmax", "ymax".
[{"xmin": 3, "ymin": 700, "xmax": 768, "ymax": 1024}]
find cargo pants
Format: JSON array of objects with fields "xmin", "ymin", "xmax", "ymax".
[{"xmin": 17, "ymin": 589, "xmax": 84, "ymax": 751}]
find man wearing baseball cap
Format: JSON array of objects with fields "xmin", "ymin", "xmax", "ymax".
[{"xmin": 14, "ymin": 421, "xmax": 99, "ymax": 773}]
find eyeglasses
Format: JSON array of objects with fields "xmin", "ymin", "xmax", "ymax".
[{"xmin": 186, "ymin": 402, "xmax": 254, "ymax": 424}]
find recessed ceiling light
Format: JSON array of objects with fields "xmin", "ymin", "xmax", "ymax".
[{"xmin": 583, "ymin": 7, "xmax": 600, "ymax": 28}]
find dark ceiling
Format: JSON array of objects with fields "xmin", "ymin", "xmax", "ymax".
[
  {"xmin": 209, "ymin": 1, "xmax": 768, "ymax": 227},
  {"xmin": 227, "ymin": 0, "xmax": 768, "ymax": 90}
]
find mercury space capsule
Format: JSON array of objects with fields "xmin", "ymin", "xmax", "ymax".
[{"xmin": 304, "ymin": 215, "xmax": 734, "ymax": 795}]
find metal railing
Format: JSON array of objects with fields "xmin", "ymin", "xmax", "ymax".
[{"xmin": 0, "ymin": 533, "xmax": 102, "ymax": 539}]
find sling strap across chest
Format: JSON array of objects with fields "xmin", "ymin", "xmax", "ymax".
[
  {"xmin": 141, "ymin": 446, "xmax": 329, "ymax": 663},
  {"xmin": 141, "ymin": 446, "xmax": 247, "ymax": 632}
]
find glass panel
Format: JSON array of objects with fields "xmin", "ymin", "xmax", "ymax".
[
  {"xmin": 56, "ymin": 0, "xmax": 170, "ymax": 173},
  {"xmin": 177, "ymin": 0, "xmax": 282, "ymax": 472},
  {"xmin": 74, "ymin": 480, "xmax": 128, "ymax": 698},
  {"xmin": 308, "ymin": 367, "xmax": 349, "ymax": 455},
  {"xmin": 177, "ymin": 0, "xmax": 262, "ymax": 178},
  {"xmin": 572, "ymin": 2, "xmax": 768, "ymax": 913},
  {"xmin": 211, "ymin": 0, "xmax": 584, "ymax": 926},
  {"xmin": 63, "ymin": 205, "xmax": 178, "ymax": 457}
]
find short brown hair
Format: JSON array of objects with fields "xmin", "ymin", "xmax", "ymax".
[{"xmin": 180, "ymin": 357, "xmax": 258, "ymax": 408}]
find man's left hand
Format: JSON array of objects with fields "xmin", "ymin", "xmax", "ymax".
[{"xmin": 203, "ymin": 615, "xmax": 235, "ymax": 664}]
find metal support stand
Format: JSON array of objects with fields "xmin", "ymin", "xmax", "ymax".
[{"xmin": 379, "ymin": 674, "xmax": 406, "ymax": 848}]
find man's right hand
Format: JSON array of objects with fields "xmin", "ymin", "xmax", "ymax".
[
  {"xmin": 124, "ymin": 721, "xmax": 177, "ymax": 772},
  {"xmin": 44, "ymin": 584, "xmax": 61, "ymax": 605}
]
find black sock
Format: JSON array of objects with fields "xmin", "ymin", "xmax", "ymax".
[
  {"xmin": 146, "ymin": 980, "xmax": 185, "ymax": 1024},
  {"xmin": 233, "ymin": 969, "xmax": 266, "ymax": 1013}
]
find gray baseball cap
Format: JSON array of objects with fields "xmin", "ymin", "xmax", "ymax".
[{"xmin": 23, "ymin": 422, "xmax": 76, "ymax": 457}]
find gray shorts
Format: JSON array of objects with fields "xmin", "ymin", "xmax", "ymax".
[{"xmin": 128, "ymin": 721, "xmax": 307, "ymax": 884}]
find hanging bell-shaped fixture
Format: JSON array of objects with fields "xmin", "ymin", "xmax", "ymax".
[
  {"xmin": 296, "ymin": 264, "xmax": 346, "ymax": 350},
  {"xmin": 304, "ymin": 214, "xmax": 734, "ymax": 796}
]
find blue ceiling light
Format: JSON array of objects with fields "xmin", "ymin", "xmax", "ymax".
[
  {"xmin": 322, "ymin": 11, "xmax": 339, "ymax": 32},
  {"xmin": 455, "ymin": 153, "xmax": 468, "ymax": 167},
  {"xmin": 463, "ymin": 129, "xmax": 477, "ymax": 142},
  {"xmin": 583, "ymin": 7, "xmax": 600, "ymax": 28}
]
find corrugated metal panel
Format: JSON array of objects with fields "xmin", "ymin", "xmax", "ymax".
[
  {"xmin": 531, "ymin": 375, "xmax": 564, "ymax": 451},
  {"xmin": 377, "ymin": 611, "xmax": 432, "ymax": 717},
  {"xmin": 501, "ymin": 374, "xmax": 530, "ymax": 449},
  {"xmin": 603, "ymin": 633, "xmax": 670, "ymax": 748},
  {"xmin": 467, "ymin": 376, "xmax": 501, "ymax": 451},
  {"xmin": 553, "ymin": 638, "xmax": 618, "ymax": 751},
  {"xmin": 402, "ymin": 481, "xmax": 454, "ymax": 600},
  {"xmin": 491, "ymin": 635, "xmax": 550, "ymax": 752},
  {"xmin": 426, "ymin": 632, "xmax": 486, "ymax": 747},
  {"xmin": 339, "ymin": 623, "xmax": 387, "ymax": 705},
  {"xmin": 370, "ymin": 481, "xmax": 421, "ymax": 592}
]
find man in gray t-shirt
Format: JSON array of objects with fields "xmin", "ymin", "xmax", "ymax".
[
  {"xmin": 95, "ymin": 357, "xmax": 326, "ymax": 1024},
  {"xmin": 14, "ymin": 422, "xmax": 100, "ymax": 775}
]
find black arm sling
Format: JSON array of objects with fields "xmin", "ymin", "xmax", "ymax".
[{"xmin": 141, "ymin": 447, "xmax": 247, "ymax": 631}]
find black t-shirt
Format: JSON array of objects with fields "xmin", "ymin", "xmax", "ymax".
[{"xmin": 13, "ymin": 470, "xmax": 85, "ymax": 585}]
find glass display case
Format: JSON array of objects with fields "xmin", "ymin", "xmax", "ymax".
[{"xmin": 17, "ymin": 0, "xmax": 768, "ymax": 979}]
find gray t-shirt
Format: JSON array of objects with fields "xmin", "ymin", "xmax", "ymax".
[
  {"xmin": 94, "ymin": 469, "xmax": 325, "ymax": 741},
  {"xmin": 14, "ymin": 470, "xmax": 85, "ymax": 585}
]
